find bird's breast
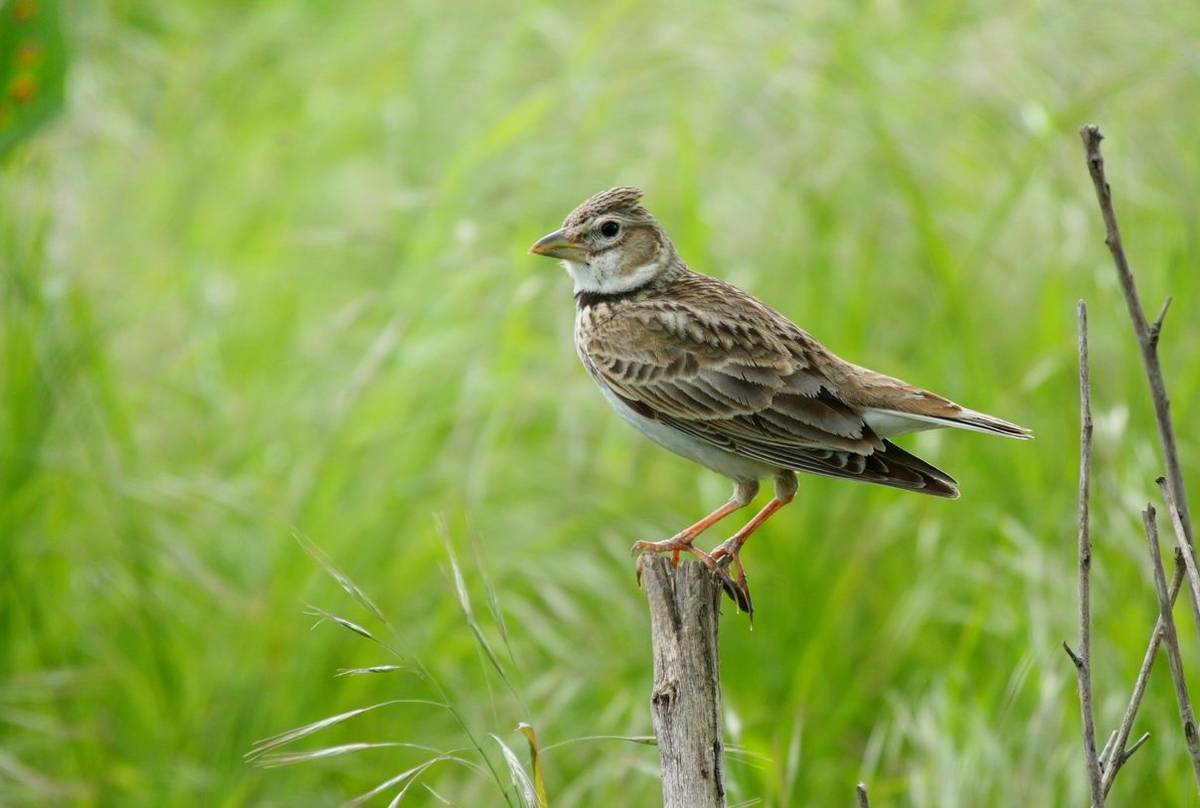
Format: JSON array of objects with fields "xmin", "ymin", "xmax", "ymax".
[{"xmin": 573, "ymin": 314, "xmax": 772, "ymax": 482}]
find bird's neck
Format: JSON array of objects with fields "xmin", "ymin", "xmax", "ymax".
[{"xmin": 574, "ymin": 256, "xmax": 688, "ymax": 310}]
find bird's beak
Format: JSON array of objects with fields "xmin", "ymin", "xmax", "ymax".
[{"xmin": 529, "ymin": 229, "xmax": 587, "ymax": 261}]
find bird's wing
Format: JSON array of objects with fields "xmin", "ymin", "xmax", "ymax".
[{"xmin": 582, "ymin": 296, "xmax": 960, "ymax": 497}]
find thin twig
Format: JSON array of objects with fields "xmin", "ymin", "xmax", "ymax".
[
  {"xmin": 1123, "ymin": 731, "xmax": 1151, "ymax": 764},
  {"xmin": 1149, "ymin": 296, "xmax": 1172, "ymax": 349},
  {"xmin": 1079, "ymin": 125, "xmax": 1193, "ymax": 549},
  {"xmin": 1100, "ymin": 561, "xmax": 1184, "ymax": 797},
  {"xmin": 1097, "ymin": 730, "xmax": 1117, "ymax": 772},
  {"xmin": 855, "ymin": 782, "xmax": 871, "ymax": 808},
  {"xmin": 1157, "ymin": 477, "xmax": 1200, "ymax": 644},
  {"xmin": 1064, "ymin": 300, "xmax": 1104, "ymax": 805},
  {"xmin": 1144, "ymin": 507, "xmax": 1200, "ymax": 787}
]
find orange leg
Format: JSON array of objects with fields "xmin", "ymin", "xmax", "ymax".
[
  {"xmin": 631, "ymin": 496, "xmax": 746, "ymax": 562},
  {"xmin": 709, "ymin": 471, "xmax": 797, "ymax": 615},
  {"xmin": 632, "ymin": 480, "xmax": 759, "ymax": 586}
]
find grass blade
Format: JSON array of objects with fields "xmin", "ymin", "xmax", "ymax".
[
  {"xmin": 491, "ymin": 732, "xmax": 536, "ymax": 808},
  {"xmin": 294, "ymin": 531, "xmax": 391, "ymax": 627},
  {"xmin": 305, "ymin": 604, "xmax": 376, "ymax": 641},
  {"xmin": 334, "ymin": 665, "xmax": 409, "ymax": 677},
  {"xmin": 439, "ymin": 522, "xmax": 519, "ymax": 701},
  {"xmin": 470, "ymin": 529, "xmax": 519, "ymax": 672},
  {"xmin": 247, "ymin": 699, "xmax": 448, "ymax": 759},
  {"xmin": 345, "ymin": 757, "xmax": 440, "ymax": 808},
  {"xmin": 518, "ymin": 722, "xmax": 549, "ymax": 808},
  {"xmin": 540, "ymin": 735, "xmax": 656, "ymax": 752},
  {"xmin": 255, "ymin": 741, "xmax": 407, "ymax": 768},
  {"xmin": 421, "ymin": 784, "xmax": 454, "ymax": 805},
  {"xmin": 344, "ymin": 752, "xmax": 479, "ymax": 808}
]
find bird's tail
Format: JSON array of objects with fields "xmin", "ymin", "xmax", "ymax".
[{"xmin": 866, "ymin": 406, "xmax": 1032, "ymax": 440}]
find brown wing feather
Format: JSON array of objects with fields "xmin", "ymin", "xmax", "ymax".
[
  {"xmin": 581, "ymin": 286, "xmax": 959, "ymax": 497},
  {"xmin": 659, "ymin": 415, "xmax": 958, "ymax": 498}
]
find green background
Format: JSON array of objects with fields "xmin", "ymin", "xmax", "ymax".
[{"xmin": 4, "ymin": 1, "xmax": 1200, "ymax": 805}]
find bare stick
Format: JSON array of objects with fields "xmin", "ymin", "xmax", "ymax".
[
  {"xmin": 1144, "ymin": 507, "xmax": 1200, "ymax": 787},
  {"xmin": 641, "ymin": 555, "xmax": 727, "ymax": 808},
  {"xmin": 1079, "ymin": 124, "xmax": 1193, "ymax": 549},
  {"xmin": 855, "ymin": 782, "xmax": 872, "ymax": 808},
  {"xmin": 1097, "ymin": 730, "xmax": 1117, "ymax": 772},
  {"xmin": 1100, "ymin": 560, "xmax": 1184, "ymax": 797},
  {"xmin": 1063, "ymin": 300, "xmax": 1105, "ymax": 805},
  {"xmin": 1158, "ymin": 477, "xmax": 1200, "ymax": 641},
  {"xmin": 1122, "ymin": 732, "xmax": 1151, "ymax": 763}
]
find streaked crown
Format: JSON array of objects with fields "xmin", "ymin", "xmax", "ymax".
[{"xmin": 563, "ymin": 186, "xmax": 650, "ymax": 228}]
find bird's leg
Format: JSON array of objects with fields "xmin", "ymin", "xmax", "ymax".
[
  {"xmin": 632, "ymin": 480, "xmax": 758, "ymax": 585},
  {"xmin": 710, "ymin": 471, "xmax": 797, "ymax": 614},
  {"xmin": 631, "ymin": 499, "xmax": 742, "ymax": 563}
]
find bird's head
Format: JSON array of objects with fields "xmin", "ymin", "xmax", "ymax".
[{"xmin": 529, "ymin": 187, "xmax": 675, "ymax": 295}]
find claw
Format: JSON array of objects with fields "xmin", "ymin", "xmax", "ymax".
[
  {"xmin": 697, "ymin": 553, "xmax": 742, "ymax": 607},
  {"xmin": 726, "ymin": 574, "xmax": 753, "ymax": 617},
  {"xmin": 633, "ymin": 540, "xmax": 744, "ymax": 606},
  {"xmin": 631, "ymin": 537, "xmax": 693, "ymax": 557},
  {"xmin": 710, "ymin": 538, "xmax": 754, "ymax": 617},
  {"xmin": 631, "ymin": 536, "xmax": 703, "ymax": 569},
  {"xmin": 633, "ymin": 534, "xmax": 755, "ymax": 617}
]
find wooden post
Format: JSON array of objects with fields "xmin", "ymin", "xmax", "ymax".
[{"xmin": 640, "ymin": 554, "xmax": 727, "ymax": 808}]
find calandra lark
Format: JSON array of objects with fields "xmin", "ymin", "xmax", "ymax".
[{"xmin": 530, "ymin": 187, "xmax": 1030, "ymax": 613}]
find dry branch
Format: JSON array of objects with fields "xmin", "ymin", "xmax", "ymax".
[
  {"xmin": 1100, "ymin": 560, "xmax": 1183, "ymax": 797},
  {"xmin": 1144, "ymin": 508, "xmax": 1200, "ymax": 787},
  {"xmin": 1157, "ymin": 477, "xmax": 1200, "ymax": 645},
  {"xmin": 1076, "ymin": 124, "xmax": 1200, "ymax": 801},
  {"xmin": 855, "ymin": 782, "xmax": 872, "ymax": 808},
  {"xmin": 1064, "ymin": 300, "xmax": 1104, "ymax": 805},
  {"xmin": 640, "ymin": 555, "xmax": 727, "ymax": 808},
  {"xmin": 1079, "ymin": 124, "xmax": 1193, "ymax": 548}
]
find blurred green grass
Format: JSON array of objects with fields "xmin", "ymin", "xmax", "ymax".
[{"xmin": 3, "ymin": 0, "xmax": 1200, "ymax": 805}]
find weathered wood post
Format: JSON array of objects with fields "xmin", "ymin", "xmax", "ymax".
[{"xmin": 640, "ymin": 554, "xmax": 727, "ymax": 808}]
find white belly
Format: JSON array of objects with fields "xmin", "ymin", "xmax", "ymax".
[{"xmin": 591, "ymin": 375, "xmax": 774, "ymax": 482}]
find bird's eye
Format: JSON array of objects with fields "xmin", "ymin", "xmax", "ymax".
[{"xmin": 599, "ymin": 220, "xmax": 620, "ymax": 238}]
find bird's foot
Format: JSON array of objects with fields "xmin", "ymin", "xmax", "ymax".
[
  {"xmin": 632, "ymin": 539, "xmax": 742, "ymax": 604},
  {"xmin": 630, "ymin": 536, "xmax": 701, "ymax": 566},
  {"xmin": 710, "ymin": 538, "xmax": 754, "ymax": 617}
]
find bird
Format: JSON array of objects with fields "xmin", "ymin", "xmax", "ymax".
[{"xmin": 529, "ymin": 187, "xmax": 1030, "ymax": 614}]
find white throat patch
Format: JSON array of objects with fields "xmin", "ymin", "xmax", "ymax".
[{"xmin": 563, "ymin": 255, "xmax": 661, "ymax": 295}]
